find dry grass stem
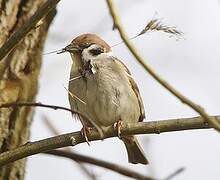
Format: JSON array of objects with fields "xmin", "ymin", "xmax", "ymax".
[{"xmin": 63, "ymin": 86, "xmax": 86, "ymax": 105}]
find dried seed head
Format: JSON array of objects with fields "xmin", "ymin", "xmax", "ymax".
[{"xmin": 138, "ymin": 18, "xmax": 183, "ymax": 37}]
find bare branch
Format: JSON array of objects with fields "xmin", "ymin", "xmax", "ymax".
[
  {"xmin": 0, "ymin": 0, "xmax": 61, "ymax": 61},
  {"xmin": 106, "ymin": 0, "xmax": 220, "ymax": 132},
  {"xmin": 0, "ymin": 115, "xmax": 218, "ymax": 167},
  {"xmin": 45, "ymin": 150, "xmax": 153, "ymax": 180},
  {"xmin": 46, "ymin": 150, "xmax": 184, "ymax": 180}
]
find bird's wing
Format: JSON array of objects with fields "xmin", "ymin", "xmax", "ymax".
[{"xmin": 113, "ymin": 57, "xmax": 146, "ymax": 122}]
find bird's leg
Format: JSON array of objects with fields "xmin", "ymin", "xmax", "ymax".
[
  {"xmin": 81, "ymin": 126, "xmax": 93, "ymax": 145},
  {"xmin": 78, "ymin": 115, "xmax": 104, "ymax": 142},
  {"xmin": 114, "ymin": 119, "xmax": 123, "ymax": 138},
  {"xmin": 78, "ymin": 116, "xmax": 92, "ymax": 145}
]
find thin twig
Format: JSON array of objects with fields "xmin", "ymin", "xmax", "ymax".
[
  {"xmin": 0, "ymin": 0, "xmax": 61, "ymax": 61},
  {"xmin": 163, "ymin": 167, "xmax": 185, "ymax": 180},
  {"xmin": 0, "ymin": 101, "xmax": 100, "ymax": 137},
  {"xmin": 0, "ymin": 101, "xmax": 104, "ymax": 139},
  {"xmin": 45, "ymin": 150, "xmax": 153, "ymax": 180},
  {"xmin": 106, "ymin": 0, "xmax": 220, "ymax": 132},
  {"xmin": 0, "ymin": 102, "xmax": 101, "ymax": 144},
  {"xmin": 0, "ymin": 102, "xmax": 75, "ymax": 114},
  {"xmin": 0, "ymin": 115, "xmax": 218, "ymax": 167}
]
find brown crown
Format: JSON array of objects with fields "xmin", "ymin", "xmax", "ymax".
[{"xmin": 71, "ymin": 33, "xmax": 111, "ymax": 52}]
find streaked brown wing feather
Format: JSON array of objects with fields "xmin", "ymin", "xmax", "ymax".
[
  {"xmin": 114, "ymin": 57, "xmax": 146, "ymax": 122},
  {"xmin": 128, "ymin": 76, "xmax": 145, "ymax": 121}
]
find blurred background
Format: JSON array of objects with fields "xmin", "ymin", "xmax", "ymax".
[{"xmin": 25, "ymin": 0, "xmax": 220, "ymax": 179}]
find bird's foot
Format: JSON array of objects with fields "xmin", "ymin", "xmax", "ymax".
[{"xmin": 114, "ymin": 120, "xmax": 123, "ymax": 138}]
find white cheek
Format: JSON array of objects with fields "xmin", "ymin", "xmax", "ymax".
[
  {"xmin": 82, "ymin": 44, "xmax": 113, "ymax": 62},
  {"xmin": 82, "ymin": 49, "xmax": 93, "ymax": 62}
]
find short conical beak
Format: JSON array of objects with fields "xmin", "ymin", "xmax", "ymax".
[{"xmin": 57, "ymin": 44, "xmax": 81, "ymax": 54}]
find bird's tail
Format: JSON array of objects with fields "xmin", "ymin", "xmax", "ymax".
[{"xmin": 122, "ymin": 136, "xmax": 148, "ymax": 165}]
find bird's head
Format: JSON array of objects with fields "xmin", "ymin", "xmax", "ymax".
[{"xmin": 62, "ymin": 33, "xmax": 111, "ymax": 62}]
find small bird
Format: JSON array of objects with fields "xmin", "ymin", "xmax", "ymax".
[{"xmin": 65, "ymin": 33, "xmax": 148, "ymax": 165}]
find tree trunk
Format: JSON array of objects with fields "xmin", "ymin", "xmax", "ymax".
[{"xmin": 0, "ymin": 0, "xmax": 55, "ymax": 179}]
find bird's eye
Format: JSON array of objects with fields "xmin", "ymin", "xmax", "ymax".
[{"xmin": 89, "ymin": 47, "xmax": 104, "ymax": 56}]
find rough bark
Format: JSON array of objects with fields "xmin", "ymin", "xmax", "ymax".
[{"xmin": 0, "ymin": 0, "xmax": 55, "ymax": 179}]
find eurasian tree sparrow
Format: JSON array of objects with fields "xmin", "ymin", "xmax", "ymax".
[{"xmin": 64, "ymin": 34, "xmax": 148, "ymax": 164}]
